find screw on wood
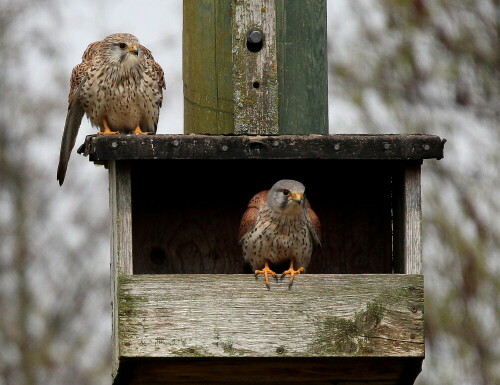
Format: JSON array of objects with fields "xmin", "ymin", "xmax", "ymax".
[
  {"xmin": 172, "ymin": 139, "xmax": 180, "ymax": 147},
  {"xmin": 383, "ymin": 143, "xmax": 391, "ymax": 150},
  {"xmin": 248, "ymin": 29, "xmax": 263, "ymax": 44},
  {"xmin": 221, "ymin": 145, "xmax": 229, "ymax": 152},
  {"xmin": 423, "ymin": 144, "xmax": 430, "ymax": 150},
  {"xmin": 111, "ymin": 141, "xmax": 118, "ymax": 149},
  {"xmin": 334, "ymin": 143, "xmax": 340, "ymax": 151},
  {"xmin": 247, "ymin": 29, "xmax": 263, "ymax": 52}
]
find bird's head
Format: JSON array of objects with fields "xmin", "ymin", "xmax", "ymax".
[
  {"xmin": 267, "ymin": 179, "xmax": 306, "ymax": 216},
  {"xmin": 103, "ymin": 33, "xmax": 141, "ymax": 67}
]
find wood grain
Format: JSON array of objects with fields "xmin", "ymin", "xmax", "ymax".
[
  {"xmin": 109, "ymin": 161, "xmax": 133, "ymax": 377},
  {"xmin": 233, "ymin": 0, "xmax": 279, "ymax": 134},
  {"xmin": 276, "ymin": 0, "xmax": 328, "ymax": 134},
  {"xmin": 117, "ymin": 274, "xmax": 423, "ymax": 359},
  {"xmin": 393, "ymin": 164, "xmax": 422, "ymax": 274},
  {"xmin": 183, "ymin": 0, "xmax": 233, "ymax": 134}
]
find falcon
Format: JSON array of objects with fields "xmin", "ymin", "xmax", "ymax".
[
  {"xmin": 239, "ymin": 179, "xmax": 321, "ymax": 289},
  {"xmin": 57, "ymin": 33, "xmax": 165, "ymax": 185}
]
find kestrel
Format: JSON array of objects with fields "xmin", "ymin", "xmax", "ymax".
[
  {"xmin": 239, "ymin": 179, "xmax": 321, "ymax": 289},
  {"xmin": 57, "ymin": 33, "xmax": 165, "ymax": 185}
]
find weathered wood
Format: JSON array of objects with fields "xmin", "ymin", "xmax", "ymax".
[
  {"xmin": 117, "ymin": 274, "xmax": 423, "ymax": 358},
  {"xmin": 276, "ymin": 0, "xmax": 328, "ymax": 134},
  {"xmin": 130, "ymin": 160, "xmax": 392, "ymax": 275},
  {"xmin": 82, "ymin": 134, "xmax": 446, "ymax": 162},
  {"xmin": 109, "ymin": 161, "xmax": 133, "ymax": 377},
  {"xmin": 109, "ymin": 161, "xmax": 133, "ymax": 275},
  {"xmin": 113, "ymin": 357, "xmax": 422, "ymax": 385},
  {"xmin": 233, "ymin": 0, "xmax": 279, "ymax": 134},
  {"xmin": 182, "ymin": 1, "xmax": 328, "ymax": 136},
  {"xmin": 393, "ymin": 164, "xmax": 422, "ymax": 274},
  {"xmin": 183, "ymin": 0, "xmax": 233, "ymax": 134}
]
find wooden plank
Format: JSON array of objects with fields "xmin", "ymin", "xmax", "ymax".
[
  {"xmin": 393, "ymin": 164, "xmax": 422, "ymax": 274},
  {"xmin": 215, "ymin": 1, "xmax": 234, "ymax": 133},
  {"xmin": 276, "ymin": 0, "xmax": 328, "ymax": 134},
  {"xmin": 109, "ymin": 161, "xmax": 133, "ymax": 378},
  {"xmin": 233, "ymin": 0, "xmax": 279, "ymax": 134},
  {"xmin": 82, "ymin": 134, "xmax": 446, "ymax": 162},
  {"xmin": 117, "ymin": 274, "xmax": 424, "ymax": 358},
  {"xmin": 183, "ymin": 0, "xmax": 233, "ymax": 134},
  {"xmin": 109, "ymin": 161, "xmax": 133, "ymax": 275},
  {"xmin": 113, "ymin": 357, "xmax": 422, "ymax": 385}
]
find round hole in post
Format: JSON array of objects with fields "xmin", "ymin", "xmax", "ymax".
[
  {"xmin": 150, "ymin": 247, "xmax": 166, "ymax": 265},
  {"xmin": 246, "ymin": 29, "xmax": 263, "ymax": 52},
  {"xmin": 253, "ymin": 81, "xmax": 260, "ymax": 89}
]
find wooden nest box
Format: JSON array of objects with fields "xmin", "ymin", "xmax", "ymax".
[
  {"xmin": 80, "ymin": 2, "xmax": 447, "ymax": 384},
  {"xmin": 82, "ymin": 133, "xmax": 445, "ymax": 385}
]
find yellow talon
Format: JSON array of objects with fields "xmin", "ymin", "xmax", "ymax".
[
  {"xmin": 255, "ymin": 261, "xmax": 277, "ymax": 289},
  {"xmin": 281, "ymin": 260, "xmax": 304, "ymax": 287},
  {"xmin": 98, "ymin": 119, "xmax": 119, "ymax": 135},
  {"xmin": 132, "ymin": 125, "xmax": 148, "ymax": 135}
]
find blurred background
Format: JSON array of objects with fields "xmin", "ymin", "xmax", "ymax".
[{"xmin": 0, "ymin": 0, "xmax": 498, "ymax": 384}]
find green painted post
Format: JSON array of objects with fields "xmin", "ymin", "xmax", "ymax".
[
  {"xmin": 276, "ymin": 0, "xmax": 328, "ymax": 134},
  {"xmin": 182, "ymin": 0, "xmax": 327, "ymax": 135},
  {"xmin": 183, "ymin": 0, "xmax": 233, "ymax": 134}
]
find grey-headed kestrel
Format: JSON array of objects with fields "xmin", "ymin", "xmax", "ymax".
[
  {"xmin": 57, "ymin": 33, "xmax": 165, "ymax": 185},
  {"xmin": 239, "ymin": 179, "xmax": 321, "ymax": 289}
]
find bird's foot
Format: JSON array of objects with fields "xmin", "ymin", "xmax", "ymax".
[
  {"xmin": 99, "ymin": 119, "xmax": 119, "ymax": 135},
  {"xmin": 98, "ymin": 129, "xmax": 119, "ymax": 135},
  {"xmin": 132, "ymin": 126, "xmax": 149, "ymax": 135},
  {"xmin": 281, "ymin": 266, "xmax": 304, "ymax": 288},
  {"xmin": 255, "ymin": 263, "xmax": 277, "ymax": 289}
]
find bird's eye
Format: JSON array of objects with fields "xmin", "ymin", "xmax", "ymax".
[
  {"xmin": 282, "ymin": 189, "xmax": 291, "ymax": 196},
  {"xmin": 118, "ymin": 43, "xmax": 127, "ymax": 49}
]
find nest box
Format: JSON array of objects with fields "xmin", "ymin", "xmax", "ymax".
[{"xmin": 81, "ymin": 133, "xmax": 445, "ymax": 385}]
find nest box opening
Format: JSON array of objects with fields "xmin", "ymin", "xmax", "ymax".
[{"xmin": 130, "ymin": 159, "xmax": 399, "ymax": 275}]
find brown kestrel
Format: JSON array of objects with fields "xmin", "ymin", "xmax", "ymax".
[
  {"xmin": 239, "ymin": 179, "xmax": 321, "ymax": 289},
  {"xmin": 57, "ymin": 33, "xmax": 165, "ymax": 185}
]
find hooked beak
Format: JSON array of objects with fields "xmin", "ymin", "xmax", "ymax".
[
  {"xmin": 291, "ymin": 193, "xmax": 303, "ymax": 204},
  {"xmin": 128, "ymin": 44, "xmax": 139, "ymax": 56}
]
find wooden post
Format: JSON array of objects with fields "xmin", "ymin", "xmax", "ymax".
[
  {"xmin": 109, "ymin": 161, "xmax": 133, "ymax": 378},
  {"xmin": 183, "ymin": 0, "xmax": 233, "ymax": 134},
  {"xmin": 183, "ymin": 0, "xmax": 328, "ymax": 135},
  {"xmin": 233, "ymin": 0, "xmax": 279, "ymax": 134},
  {"xmin": 276, "ymin": 0, "xmax": 328, "ymax": 134}
]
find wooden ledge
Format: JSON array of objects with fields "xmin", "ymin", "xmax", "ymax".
[
  {"xmin": 117, "ymin": 274, "xmax": 424, "ymax": 359},
  {"xmin": 80, "ymin": 134, "xmax": 445, "ymax": 162}
]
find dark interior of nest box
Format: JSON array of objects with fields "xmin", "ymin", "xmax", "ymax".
[{"xmin": 129, "ymin": 158, "xmax": 415, "ymax": 275}]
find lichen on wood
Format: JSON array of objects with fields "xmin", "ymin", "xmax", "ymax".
[{"xmin": 115, "ymin": 274, "xmax": 424, "ymax": 359}]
